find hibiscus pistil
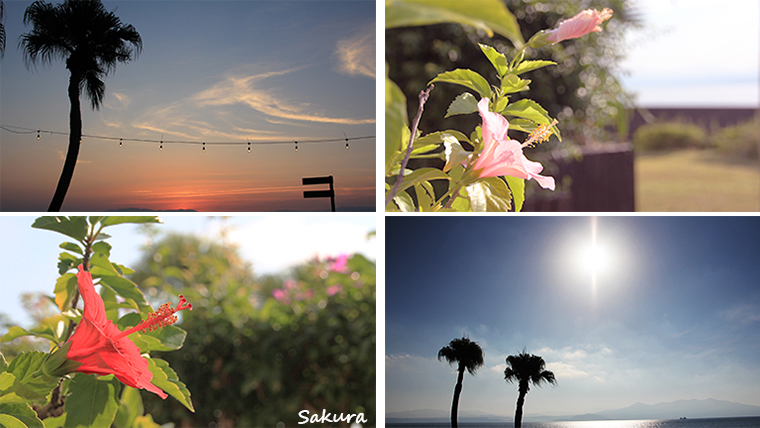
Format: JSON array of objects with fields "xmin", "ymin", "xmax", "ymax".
[{"xmin": 116, "ymin": 296, "xmax": 192, "ymax": 339}]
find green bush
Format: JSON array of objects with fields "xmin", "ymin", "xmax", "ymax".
[
  {"xmin": 712, "ymin": 116, "xmax": 760, "ymax": 159},
  {"xmin": 633, "ymin": 121, "xmax": 708, "ymax": 151}
]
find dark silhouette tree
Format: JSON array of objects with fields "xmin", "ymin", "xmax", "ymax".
[
  {"xmin": 437, "ymin": 336, "xmax": 484, "ymax": 428},
  {"xmin": 504, "ymin": 350, "xmax": 556, "ymax": 428},
  {"xmin": 20, "ymin": 0, "xmax": 141, "ymax": 211}
]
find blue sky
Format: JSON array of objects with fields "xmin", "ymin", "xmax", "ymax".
[
  {"xmin": 620, "ymin": 0, "xmax": 759, "ymax": 107},
  {"xmin": 386, "ymin": 216, "xmax": 760, "ymax": 417},
  {"xmin": 0, "ymin": 215, "xmax": 376, "ymax": 328},
  {"xmin": 1, "ymin": 0, "xmax": 375, "ymax": 211}
]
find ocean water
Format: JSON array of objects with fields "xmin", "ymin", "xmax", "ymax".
[{"xmin": 388, "ymin": 417, "xmax": 760, "ymax": 428}]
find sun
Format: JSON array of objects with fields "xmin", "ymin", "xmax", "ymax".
[{"xmin": 578, "ymin": 217, "xmax": 613, "ymax": 299}]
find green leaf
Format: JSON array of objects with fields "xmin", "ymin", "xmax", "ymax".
[
  {"xmin": 465, "ymin": 178, "xmax": 512, "ymax": 212},
  {"xmin": 31, "ymin": 217, "xmax": 88, "ymax": 242},
  {"xmin": 430, "ymin": 69, "xmax": 491, "ymax": 99},
  {"xmin": 98, "ymin": 276, "xmax": 148, "ymax": 308},
  {"xmin": 500, "ymin": 74, "xmax": 530, "ymax": 94},
  {"xmin": 388, "ymin": 191, "xmax": 414, "ymax": 212},
  {"xmin": 0, "ymin": 328, "xmax": 32, "ymax": 344},
  {"xmin": 505, "ymin": 175, "xmax": 525, "ymax": 212},
  {"xmin": 0, "ymin": 413, "xmax": 27, "ymax": 428},
  {"xmin": 53, "ymin": 274, "xmax": 77, "ymax": 311},
  {"xmin": 91, "ymin": 241, "xmax": 111, "ymax": 258},
  {"xmin": 147, "ymin": 358, "xmax": 194, "ymax": 412},
  {"xmin": 89, "ymin": 253, "xmax": 119, "ymax": 276},
  {"xmin": 0, "ymin": 402, "xmax": 43, "ymax": 428},
  {"xmin": 7, "ymin": 352, "xmax": 59, "ymax": 398},
  {"xmin": 445, "ymin": 92, "xmax": 479, "ymax": 118},
  {"xmin": 385, "ymin": 72, "xmax": 408, "ymax": 175},
  {"xmin": 385, "ymin": 0, "xmax": 523, "ymax": 46},
  {"xmin": 500, "ymin": 99, "xmax": 561, "ymax": 141},
  {"xmin": 117, "ymin": 313, "xmax": 187, "ymax": 352},
  {"xmin": 391, "ymin": 168, "xmax": 451, "ymax": 197},
  {"xmin": 56, "ymin": 252, "xmax": 79, "ymax": 276},
  {"xmin": 479, "ymin": 44, "xmax": 508, "ymax": 77},
  {"xmin": 113, "ymin": 387, "xmax": 143, "ymax": 428},
  {"xmin": 100, "ymin": 217, "xmax": 161, "ymax": 227},
  {"xmin": 63, "ymin": 374, "xmax": 121, "ymax": 428},
  {"xmin": 513, "ymin": 60, "xmax": 557, "ymax": 75},
  {"xmin": 59, "ymin": 242, "xmax": 83, "ymax": 255}
]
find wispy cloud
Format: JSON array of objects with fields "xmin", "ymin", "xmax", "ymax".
[
  {"xmin": 192, "ymin": 67, "xmax": 374, "ymax": 125},
  {"xmin": 334, "ymin": 28, "xmax": 375, "ymax": 79}
]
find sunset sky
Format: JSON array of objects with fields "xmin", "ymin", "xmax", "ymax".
[
  {"xmin": 1, "ymin": 0, "xmax": 375, "ymax": 212},
  {"xmin": 386, "ymin": 216, "xmax": 760, "ymax": 418}
]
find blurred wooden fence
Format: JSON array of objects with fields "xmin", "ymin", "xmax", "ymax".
[{"xmin": 524, "ymin": 143, "xmax": 634, "ymax": 212}]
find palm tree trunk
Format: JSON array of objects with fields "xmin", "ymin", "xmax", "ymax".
[
  {"xmin": 450, "ymin": 365, "xmax": 465, "ymax": 428},
  {"xmin": 514, "ymin": 384, "xmax": 527, "ymax": 428},
  {"xmin": 47, "ymin": 71, "xmax": 82, "ymax": 211}
]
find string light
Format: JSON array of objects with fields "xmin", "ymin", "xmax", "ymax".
[
  {"xmin": 160, "ymin": 134, "xmax": 163, "ymax": 151},
  {"xmin": 1, "ymin": 125, "xmax": 374, "ymax": 151}
]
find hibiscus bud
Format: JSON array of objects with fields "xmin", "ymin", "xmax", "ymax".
[{"xmin": 545, "ymin": 8, "xmax": 613, "ymax": 44}]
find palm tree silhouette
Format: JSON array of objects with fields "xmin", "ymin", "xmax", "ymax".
[
  {"xmin": 20, "ymin": 0, "xmax": 141, "ymax": 211},
  {"xmin": 504, "ymin": 350, "xmax": 556, "ymax": 428},
  {"xmin": 437, "ymin": 336, "xmax": 484, "ymax": 428}
]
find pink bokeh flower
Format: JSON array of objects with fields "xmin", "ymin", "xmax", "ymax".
[
  {"xmin": 328, "ymin": 254, "xmax": 349, "ymax": 273},
  {"xmin": 66, "ymin": 265, "xmax": 191, "ymax": 399},
  {"xmin": 327, "ymin": 284, "xmax": 343, "ymax": 296},
  {"xmin": 546, "ymin": 8, "xmax": 613, "ymax": 44},
  {"xmin": 472, "ymin": 98, "xmax": 555, "ymax": 190},
  {"xmin": 272, "ymin": 288, "xmax": 288, "ymax": 303}
]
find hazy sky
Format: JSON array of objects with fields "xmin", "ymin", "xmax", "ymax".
[
  {"xmin": 386, "ymin": 216, "xmax": 760, "ymax": 417},
  {"xmin": 0, "ymin": 214, "xmax": 376, "ymax": 327},
  {"xmin": 620, "ymin": 0, "xmax": 759, "ymax": 107},
  {"xmin": 1, "ymin": 0, "xmax": 375, "ymax": 212}
]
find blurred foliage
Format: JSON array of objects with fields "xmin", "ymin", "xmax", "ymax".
[
  {"xmin": 712, "ymin": 115, "xmax": 760, "ymax": 159},
  {"xmin": 386, "ymin": 0, "xmax": 639, "ymax": 150},
  {"xmin": 130, "ymin": 232, "xmax": 376, "ymax": 427},
  {"xmin": 633, "ymin": 121, "xmax": 709, "ymax": 151}
]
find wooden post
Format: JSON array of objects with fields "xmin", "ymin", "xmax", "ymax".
[{"xmin": 302, "ymin": 175, "xmax": 335, "ymax": 212}]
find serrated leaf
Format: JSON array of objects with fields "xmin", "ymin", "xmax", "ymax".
[
  {"xmin": 430, "ymin": 69, "xmax": 491, "ymax": 99},
  {"xmin": 0, "ymin": 402, "xmax": 44, "ymax": 427},
  {"xmin": 100, "ymin": 217, "xmax": 161, "ymax": 227},
  {"xmin": 54, "ymin": 274, "xmax": 77, "ymax": 311},
  {"xmin": 513, "ymin": 60, "xmax": 556, "ymax": 75},
  {"xmin": 505, "ymin": 176, "xmax": 525, "ymax": 212},
  {"xmin": 388, "ymin": 191, "xmax": 414, "ymax": 212},
  {"xmin": 98, "ymin": 276, "xmax": 148, "ymax": 307},
  {"xmin": 501, "ymin": 74, "xmax": 530, "ymax": 94},
  {"xmin": 466, "ymin": 178, "xmax": 512, "ymax": 212},
  {"xmin": 445, "ymin": 92, "xmax": 479, "ymax": 117},
  {"xmin": 59, "ymin": 242, "xmax": 83, "ymax": 255},
  {"xmin": 31, "ymin": 217, "xmax": 88, "ymax": 242},
  {"xmin": 7, "ymin": 353, "xmax": 58, "ymax": 398},
  {"xmin": 479, "ymin": 44, "xmax": 508, "ymax": 76},
  {"xmin": 63, "ymin": 374, "xmax": 120, "ymax": 428},
  {"xmin": 147, "ymin": 358, "xmax": 194, "ymax": 412},
  {"xmin": 89, "ymin": 253, "xmax": 119, "ymax": 276}
]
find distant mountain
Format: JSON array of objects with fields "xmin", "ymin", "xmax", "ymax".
[
  {"xmin": 107, "ymin": 207, "xmax": 197, "ymax": 212},
  {"xmin": 592, "ymin": 398, "xmax": 760, "ymax": 420},
  {"xmin": 387, "ymin": 399, "xmax": 760, "ymax": 424},
  {"xmin": 386, "ymin": 409, "xmax": 508, "ymax": 423}
]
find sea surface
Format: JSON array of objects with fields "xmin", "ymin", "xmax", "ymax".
[{"xmin": 388, "ymin": 417, "xmax": 760, "ymax": 428}]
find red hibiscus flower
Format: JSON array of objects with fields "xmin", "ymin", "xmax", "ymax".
[{"xmin": 66, "ymin": 265, "xmax": 191, "ymax": 399}]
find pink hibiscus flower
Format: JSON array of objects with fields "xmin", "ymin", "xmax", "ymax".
[
  {"xmin": 472, "ymin": 98, "xmax": 555, "ymax": 190},
  {"xmin": 546, "ymin": 8, "xmax": 613, "ymax": 44}
]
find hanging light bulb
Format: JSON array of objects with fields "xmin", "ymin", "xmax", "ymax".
[
  {"xmin": 247, "ymin": 139, "xmax": 251, "ymax": 153},
  {"xmin": 160, "ymin": 143, "xmax": 163, "ymax": 151},
  {"xmin": 37, "ymin": 130, "xmax": 40, "ymax": 140},
  {"xmin": 202, "ymin": 142, "xmax": 206, "ymax": 153},
  {"xmin": 345, "ymin": 142, "xmax": 349, "ymax": 150},
  {"xmin": 344, "ymin": 132, "xmax": 348, "ymax": 149},
  {"xmin": 295, "ymin": 141, "xmax": 298, "ymax": 152},
  {"xmin": 119, "ymin": 138, "xmax": 123, "ymax": 148}
]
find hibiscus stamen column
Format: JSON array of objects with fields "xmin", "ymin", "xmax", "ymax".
[{"xmin": 116, "ymin": 297, "xmax": 193, "ymax": 339}]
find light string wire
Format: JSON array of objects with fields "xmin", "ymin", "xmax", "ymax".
[{"xmin": 1, "ymin": 125, "xmax": 374, "ymax": 148}]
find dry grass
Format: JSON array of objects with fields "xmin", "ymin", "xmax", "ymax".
[{"xmin": 635, "ymin": 149, "xmax": 760, "ymax": 212}]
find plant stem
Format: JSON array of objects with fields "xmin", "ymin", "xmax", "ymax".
[{"xmin": 384, "ymin": 85, "xmax": 434, "ymax": 210}]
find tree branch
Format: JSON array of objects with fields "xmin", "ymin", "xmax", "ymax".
[{"xmin": 384, "ymin": 85, "xmax": 434, "ymax": 210}]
